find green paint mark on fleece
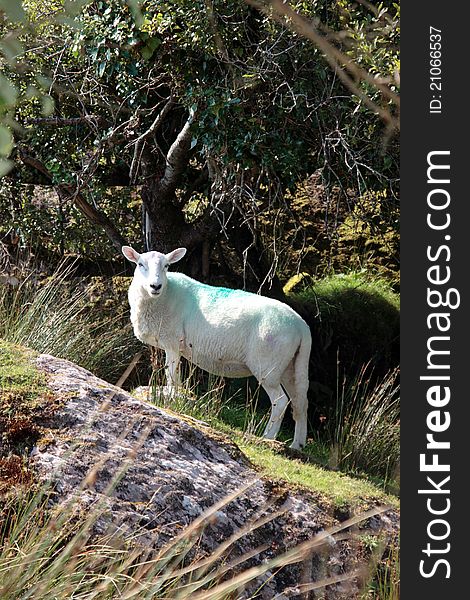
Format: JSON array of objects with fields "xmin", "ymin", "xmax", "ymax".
[{"xmin": 207, "ymin": 286, "xmax": 240, "ymax": 302}]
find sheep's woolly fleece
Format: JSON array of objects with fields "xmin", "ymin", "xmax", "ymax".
[{"xmin": 124, "ymin": 247, "xmax": 312, "ymax": 449}]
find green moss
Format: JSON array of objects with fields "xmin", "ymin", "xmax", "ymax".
[
  {"xmin": 0, "ymin": 340, "xmax": 45, "ymax": 401},
  {"xmin": 0, "ymin": 340, "xmax": 59, "ymax": 490},
  {"xmin": 305, "ymin": 272, "xmax": 399, "ymax": 310},
  {"xmin": 332, "ymin": 191, "xmax": 400, "ymax": 288}
]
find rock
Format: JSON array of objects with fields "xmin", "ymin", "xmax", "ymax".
[{"xmin": 30, "ymin": 354, "xmax": 397, "ymax": 599}]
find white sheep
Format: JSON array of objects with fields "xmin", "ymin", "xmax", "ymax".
[{"xmin": 122, "ymin": 246, "xmax": 312, "ymax": 449}]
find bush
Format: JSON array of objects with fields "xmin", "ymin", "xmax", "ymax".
[
  {"xmin": 292, "ymin": 272, "xmax": 399, "ymax": 389},
  {"xmin": 284, "ymin": 272, "xmax": 400, "ymax": 486}
]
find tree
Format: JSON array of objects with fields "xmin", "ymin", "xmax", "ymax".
[{"xmin": 1, "ymin": 0, "xmax": 399, "ymax": 295}]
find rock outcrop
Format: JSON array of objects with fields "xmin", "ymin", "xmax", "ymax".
[{"xmin": 29, "ymin": 354, "xmax": 397, "ymax": 599}]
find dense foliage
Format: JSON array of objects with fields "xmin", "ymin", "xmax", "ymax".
[{"xmin": 1, "ymin": 0, "xmax": 399, "ymax": 291}]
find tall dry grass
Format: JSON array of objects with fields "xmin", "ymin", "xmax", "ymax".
[{"xmin": 0, "ymin": 261, "xmax": 138, "ymax": 383}]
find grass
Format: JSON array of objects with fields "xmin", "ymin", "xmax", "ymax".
[
  {"xmin": 361, "ymin": 537, "xmax": 400, "ymax": 600},
  {"xmin": 285, "ymin": 271, "xmax": 400, "ymax": 490},
  {"xmin": 236, "ymin": 440, "xmax": 397, "ymax": 510},
  {"xmin": 143, "ymin": 368, "xmax": 398, "ymax": 511},
  {"xmin": 0, "ymin": 262, "xmax": 140, "ymax": 384},
  {"xmin": 303, "ymin": 271, "xmax": 399, "ymax": 310},
  {"xmin": 0, "ymin": 480, "xmax": 390, "ymax": 600},
  {"xmin": 0, "ymin": 341, "xmax": 57, "ymax": 493},
  {"xmin": 144, "ymin": 354, "xmax": 400, "ymax": 496},
  {"xmin": 326, "ymin": 364, "xmax": 400, "ymax": 486}
]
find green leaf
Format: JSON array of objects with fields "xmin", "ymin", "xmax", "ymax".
[
  {"xmin": 41, "ymin": 95, "xmax": 55, "ymax": 116},
  {"xmin": 0, "ymin": 125, "xmax": 13, "ymax": 156},
  {"xmin": 64, "ymin": 0, "xmax": 91, "ymax": 16},
  {"xmin": 140, "ymin": 46, "xmax": 153, "ymax": 60},
  {"xmin": 0, "ymin": 35, "xmax": 23, "ymax": 62},
  {"xmin": 147, "ymin": 36, "xmax": 161, "ymax": 51},
  {"xmin": 0, "ymin": 158, "xmax": 14, "ymax": 177},
  {"xmin": 0, "ymin": 0, "xmax": 25, "ymax": 23},
  {"xmin": 25, "ymin": 85, "xmax": 40, "ymax": 99},
  {"xmin": 0, "ymin": 75, "xmax": 18, "ymax": 106},
  {"xmin": 126, "ymin": 0, "xmax": 143, "ymax": 28},
  {"xmin": 55, "ymin": 15, "xmax": 83, "ymax": 30},
  {"xmin": 35, "ymin": 75, "xmax": 52, "ymax": 89}
]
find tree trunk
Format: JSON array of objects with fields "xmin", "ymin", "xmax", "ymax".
[
  {"xmin": 140, "ymin": 179, "xmax": 211, "ymax": 283},
  {"xmin": 141, "ymin": 181, "xmax": 188, "ymax": 253},
  {"xmin": 139, "ymin": 107, "xmax": 197, "ymax": 254}
]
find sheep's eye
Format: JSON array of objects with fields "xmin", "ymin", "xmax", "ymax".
[
  {"xmin": 164, "ymin": 264, "xmax": 169, "ymax": 270},
  {"xmin": 138, "ymin": 263, "xmax": 146, "ymax": 270}
]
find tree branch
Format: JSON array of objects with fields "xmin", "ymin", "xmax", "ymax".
[
  {"xmin": 128, "ymin": 97, "xmax": 174, "ymax": 184},
  {"xmin": 25, "ymin": 115, "xmax": 110, "ymax": 127},
  {"xmin": 18, "ymin": 148, "xmax": 127, "ymax": 253},
  {"xmin": 127, "ymin": 97, "xmax": 174, "ymax": 149},
  {"xmin": 157, "ymin": 106, "xmax": 197, "ymax": 197},
  {"xmin": 247, "ymin": 0, "xmax": 399, "ymax": 130}
]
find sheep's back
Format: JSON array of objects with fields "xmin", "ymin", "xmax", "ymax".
[{"xmin": 170, "ymin": 274, "xmax": 308, "ymax": 375}]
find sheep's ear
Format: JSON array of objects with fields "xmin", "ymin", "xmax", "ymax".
[
  {"xmin": 122, "ymin": 246, "xmax": 140, "ymax": 264},
  {"xmin": 166, "ymin": 247, "xmax": 187, "ymax": 264}
]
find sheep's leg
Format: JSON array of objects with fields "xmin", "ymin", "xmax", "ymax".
[
  {"xmin": 290, "ymin": 401, "xmax": 308, "ymax": 451},
  {"xmin": 262, "ymin": 384, "xmax": 290, "ymax": 440},
  {"xmin": 289, "ymin": 351, "xmax": 309, "ymax": 451},
  {"xmin": 164, "ymin": 350, "xmax": 180, "ymax": 395},
  {"xmin": 281, "ymin": 363, "xmax": 306, "ymax": 450}
]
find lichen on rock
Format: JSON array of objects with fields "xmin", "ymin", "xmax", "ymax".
[{"xmin": 22, "ymin": 353, "xmax": 397, "ymax": 599}]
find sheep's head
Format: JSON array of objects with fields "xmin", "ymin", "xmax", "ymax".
[{"xmin": 122, "ymin": 246, "xmax": 187, "ymax": 297}]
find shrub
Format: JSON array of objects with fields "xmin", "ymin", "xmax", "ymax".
[{"xmin": 291, "ymin": 272, "xmax": 399, "ymax": 406}]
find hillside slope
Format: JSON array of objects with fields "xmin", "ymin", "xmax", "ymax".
[{"xmin": 0, "ymin": 341, "xmax": 398, "ymax": 598}]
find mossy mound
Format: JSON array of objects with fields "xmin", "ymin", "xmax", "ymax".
[
  {"xmin": 0, "ymin": 341, "xmax": 62, "ymax": 494},
  {"xmin": 288, "ymin": 273, "xmax": 399, "ymax": 421}
]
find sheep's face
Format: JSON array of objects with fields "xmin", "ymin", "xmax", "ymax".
[{"xmin": 122, "ymin": 246, "xmax": 187, "ymax": 298}]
